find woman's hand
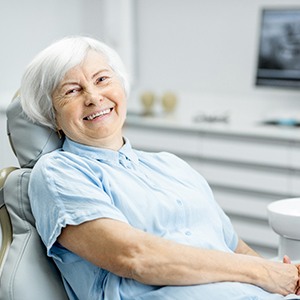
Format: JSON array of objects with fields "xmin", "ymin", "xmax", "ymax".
[
  {"xmin": 256, "ymin": 258, "xmax": 299, "ymax": 296},
  {"xmin": 283, "ymin": 255, "xmax": 292, "ymax": 264},
  {"xmin": 283, "ymin": 255, "xmax": 300, "ymax": 295},
  {"xmin": 235, "ymin": 241, "xmax": 299, "ymax": 295}
]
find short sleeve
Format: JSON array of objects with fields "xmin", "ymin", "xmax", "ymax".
[
  {"xmin": 28, "ymin": 150, "xmax": 129, "ymax": 260},
  {"xmin": 214, "ymin": 202, "xmax": 239, "ymax": 251}
]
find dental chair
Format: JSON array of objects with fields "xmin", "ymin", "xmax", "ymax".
[{"xmin": 0, "ymin": 95, "xmax": 68, "ymax": 299}]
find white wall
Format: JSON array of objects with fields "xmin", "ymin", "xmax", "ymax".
[
  {"xmin": 2, "ymin": 0, "xmax": 300, "ymax": 118},
  {"xmin": 0, "ymin": 0, "xmax": 106, "ymax": 106},
  {"xmin": 132, "ymin": 0, "xmax": 300, "ymax": 123}
]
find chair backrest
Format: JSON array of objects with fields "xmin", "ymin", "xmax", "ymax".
[{"xmin": 0, "ymin": 95, "xmax": 68, "ymax": 300}]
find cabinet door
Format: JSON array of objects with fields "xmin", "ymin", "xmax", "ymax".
[
  {"xmin": 190, "ymin": 159, "xmax": 290, "ymax": 195},
  {"xmin": 287, "ymin": 141, "xmax": 300, "ymax": 196},
  {"xmin": 124, "ymin": 126, "xmax": 200, "ymax": 156},
  {"xmin": 290, "ymin": 141, "xmax": 300, "ymax": 170},
  {"xmin": 289, "ymin": 170, "xmax": 300, "ymax": 196},
  {"xmin": 200, "ymin": 134, "xmax": 290, "ymax": 168},
  {"xmin": 212, "ymin": 186, "xmax": 281, "ymax": 220}
]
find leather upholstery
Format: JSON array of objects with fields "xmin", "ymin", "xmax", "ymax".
[
  {"xmin": 0, "ymin": 96, "xmax": 68, "ymax": 299},
  {"xmin": 6, "ymin": 96, "xmax": 63, "ymax": 168}
]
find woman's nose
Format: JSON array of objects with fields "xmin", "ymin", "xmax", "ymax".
[{"xmin": 84, "ymin": 86, "xmax": 103, "ymax": 105}]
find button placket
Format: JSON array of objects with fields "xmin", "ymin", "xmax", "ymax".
[
  {"xmin": 176, "ymin": 199, "xmax": 183, "ymax": 206},
  {"xmin": 185, "ymin": 230, "xmax": 192, "ymax": 236},
  {"xmin": 119, "ymin": 154, "xmax": 132, "ymax": 169},
  {"xmin": 174, "ymin": 199, "xmax": 192, "ymax": 237}
]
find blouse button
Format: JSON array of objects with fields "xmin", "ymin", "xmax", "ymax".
[{"xmin": 176, "ymin": 199, "xmax": 183, "ymax": 206}]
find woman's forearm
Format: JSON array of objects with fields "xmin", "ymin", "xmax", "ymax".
[
  {"xmin": 58, "ymin": 218, "xmax": 299, "ymax": 295},
  {"xmin": 130, "ymin": 238, "xmax": 261, "ymax": 286},
  {"xmin": 129, "ymin": 234, "xmax": 299, "ymax": 296}
]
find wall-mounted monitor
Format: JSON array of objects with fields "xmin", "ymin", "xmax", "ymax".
[{"xmin": 256, "ymin": 8, "xmax": 300, "ymax": 89}]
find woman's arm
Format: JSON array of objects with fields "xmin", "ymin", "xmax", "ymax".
[
  {"xmin": 235, "ymin": 238, "xmax": 261, "ymax": 257},
  {"xmin": 58, "ymin": 218, "xmax": 299, "ymax": 296}
]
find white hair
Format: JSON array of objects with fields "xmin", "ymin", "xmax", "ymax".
[{"xmin": 20, "ymin": 36, "xmax": 130, "ymax": 129}]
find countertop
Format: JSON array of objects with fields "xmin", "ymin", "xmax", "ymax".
[{"xmin": 125, "ymin": 111, "xmax": 300, "ymax": 142}]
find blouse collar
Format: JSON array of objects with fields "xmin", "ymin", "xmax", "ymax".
[{"xmin": 62, "ymin": 136, "xmax": 139, "ymax": 165}]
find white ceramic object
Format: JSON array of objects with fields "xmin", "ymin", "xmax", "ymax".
[
  {"xmin": 268, "ymin": 198, "xmax": 300, "ymax": 261},
  {"xmin": 268, "ymin": 198, "xmax": 300, "ymax": 240}
]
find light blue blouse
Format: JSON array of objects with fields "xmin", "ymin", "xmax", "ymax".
[{"xmin": 29, "ymin": 137, "xmax": 284, "ymax": 300}]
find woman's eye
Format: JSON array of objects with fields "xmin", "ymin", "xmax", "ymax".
[
  {"xmin": 96, "ymin": 76, "xmax": 107, "ymax": 84},
  {"xmin": 65, "ymin": 88, "xmax": 80, "ymax": 95}
]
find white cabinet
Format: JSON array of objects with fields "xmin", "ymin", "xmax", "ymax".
[
  {"xmin": 193, "ymin": 159, "xmax": 289, "ymax": 195},
  {"xmin": 200, "ymin": 134, "xmax": 290, "ymax": 167},
  {"xmin": 123, "ymin": 125, "xmax": 200, "ymax": 155},
  {"xmin": 289, "ymin": 140, "xmax": 300, "ymax": 196},
  {"xmin": 124, "ymin": 117, "xmax": 300, "ymax": 258}
]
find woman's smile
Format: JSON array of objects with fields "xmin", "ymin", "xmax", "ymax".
[{"xmin": 84, "ymin": 107, "xmax": 114, "ymax": 121}]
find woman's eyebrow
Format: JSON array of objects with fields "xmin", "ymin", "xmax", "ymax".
[
  {"xmin": 61, "ymin": 80, "xmax": 80, "ymax": 87},
  {"xmin": 56, "ymin": 80, "xmax": 80, "ymax": 93},
  {"xmin": 91, "ymin": 68, "xmax": 111, "ymax": 79}
]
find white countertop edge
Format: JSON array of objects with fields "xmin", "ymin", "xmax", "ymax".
[{"xmin": 125, "ymin": 112, "xmax": 300, "ymax": 142}]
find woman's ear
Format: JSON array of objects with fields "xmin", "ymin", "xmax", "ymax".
[
  {"xmin": 54, "ymin": 112, "xmax": 61, "ymax": 130},
  {"xmin": 55, "ymin": 117, "xmax": 63, "ymax": 139}
]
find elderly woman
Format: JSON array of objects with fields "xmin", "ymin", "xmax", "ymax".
[{"xmin": 20, "ymin": 36, "xmax": 300, "ymax": 300}]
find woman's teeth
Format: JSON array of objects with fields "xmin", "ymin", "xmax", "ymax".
[{"xmin": 85, "ymin": 109, "xmax": 111, "ymax": 120}]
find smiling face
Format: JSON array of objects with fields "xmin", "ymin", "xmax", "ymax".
[{"xmin": 52, "ymin": 50, "xmax": 127, "ymax": 150}]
